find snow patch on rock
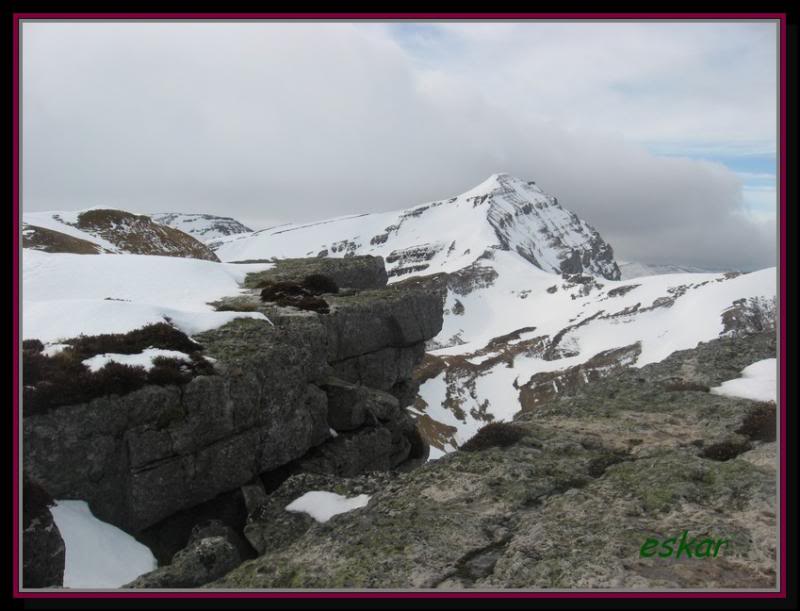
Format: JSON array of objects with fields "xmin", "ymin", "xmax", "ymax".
[
  {"xmin": 711, "ymin": 358, "xmax": 777, "ymax": 403},
  {"xmin": 285, "ymin": 491, "xmax": 371, "ymax": 523},
  {"xmin": 50, "ymin": 500, "xmax": 156, "ymax": 589}
]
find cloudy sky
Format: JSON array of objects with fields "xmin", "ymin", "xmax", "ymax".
[{"xmin": 21, "ymin": 20, "xmax": 778, "ymax": 270}]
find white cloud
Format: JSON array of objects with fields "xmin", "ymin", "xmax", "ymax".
[{"xmin": 21, "ymin": 20, "xmax": 777, "ymax": 270}]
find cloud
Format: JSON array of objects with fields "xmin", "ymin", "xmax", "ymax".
[{"xmin": 21, "ymin": 21, "xmax": 777, "ymax": 270}]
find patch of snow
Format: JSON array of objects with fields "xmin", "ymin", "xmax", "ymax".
[
  {"xmin": 22, "ymin": 251, "xmax": 272, "ymax": 342},
  {"xmin": 81, "ymin": 348, "xmax": 193, "ymax": 373},
  {"xmin": 50, "ymin": 500, "xmax": 156, "ymax": 589},
  {"xmin": 711, "ymin": 358, "xmax": 777, "ymax": 403},
  {"xmin": 285, "ymin": 491, "xmax": 370, "ymax": 523},
  {"xmin": 427, "ymin": 446, "xmax": 445, "ymax": 461},
  {"xmin": 41, "ymin": 343, "xmax": 70, "ymax": 357}
]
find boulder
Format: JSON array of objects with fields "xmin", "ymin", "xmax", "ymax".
[{"xmin": 126, "ymin": 520, "xmax": 242, "ymax": 588}]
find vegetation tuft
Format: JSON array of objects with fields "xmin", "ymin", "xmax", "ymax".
[
  {"xmin": 459, "ymin": 422, "xmax": 528, "ymax": 452},
  {"xmin": 63, "ymin": 322, "xmax": 202, "ymax": 356},
  {"xmin": 22, "ymin": 323, "xmax": 214, "ymax": 416},
  {"xmin": 736, "ymin": 402, "xmax": 776, "ymax": 442},
  {"xmin": 700, "ymin": 438, "xmax": 752, "ymax": 461},
  {"xmin": 259, "ymin": 280, "xmax": 331, "ymax": 314},
  {"xmin": 301, "ymin": 273, "xmax": 339, "ymax": 295}
]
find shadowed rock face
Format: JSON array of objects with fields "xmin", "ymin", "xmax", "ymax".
[
  {"xmin": 22, "ymin": 476, "xmax": 65, "ymax": 588},
  {"xmin": 208, "ymin": 332, "xmax": 777, "ymax": 590},
  {"xmin": 22, "ymin": 256, "xmax": 445, "ymax": 535}
]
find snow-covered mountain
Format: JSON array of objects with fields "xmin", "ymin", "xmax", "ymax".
[
  {"xmin": 150, "ymin": 213, "xmax": 253, "ymax": 247},
  {"xmin": 23, "ymin": 209, "xmax": 219, "ymax": 261},
  {"xmin": 214, "ymin": 173, "xmax": 620, "ymax": 280},
  {"xmin": 22, "ymin": 175, "xmax": 777, "ymax": 460},
  {"xmin": 212, "ymin": 173, "xmax": 776, "ymax": 458}
]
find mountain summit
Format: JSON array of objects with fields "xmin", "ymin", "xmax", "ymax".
[{"xmin": 213, "ymin": 173, "xmax": 620, "ymax": 281}]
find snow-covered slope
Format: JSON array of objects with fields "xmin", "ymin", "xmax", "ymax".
[
  {"xmin": 23, "ymin": 209, "xmax": 219, "ymax": 261},
  {"xmin": 22, "ymin": 250, "xmax": 272, "ymax": 344},
  {"xmin": 618, "ymin": 260, "xmax": 726, "ymax": 280},
  {"xmin": 150, "ymin": 212, "xmax": 253, "ymax": 246},
  {"xmin": 415, "ymin": 254, "xmax": 775, "ymax": 457},
  {"xmin": 215, "ymin": 173, "xmax": 620, "ymax": 281}
]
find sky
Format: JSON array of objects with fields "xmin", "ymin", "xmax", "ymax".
[{"xmin": 21, "ymin": 20, "xmax": 778, "ymax": 270}]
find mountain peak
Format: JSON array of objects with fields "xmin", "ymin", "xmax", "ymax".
[{"xmin": 214, "ymin": 174, "xmax": 621, "ymax": 281}]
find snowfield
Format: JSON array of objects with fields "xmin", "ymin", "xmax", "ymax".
[
  {"xmin": 418, "ymin": 253, "xmax": 776, "ymax": 453},
  {"xmin": 285, "ymin": 491, "xmax": 371, "ymax": 523},
  {"xmin": 22, "ymin": 250, "xmax": 273, "ymax": 343},
  {"xmin": 711, "ymin": 358, "xmax": 777, "ymax": 403},
  {"xmin": 50, "ymin": 500, "xmax": 156, "ymax": 589}
]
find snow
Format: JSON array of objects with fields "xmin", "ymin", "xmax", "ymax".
[
  {"xmin": 82, "ymin": 348, "xmax": 192, "ymax": 373},
  {"xmin": 22, "ymin": 250, "xmax": 272, "ymax": 342},
  {"xmin": 285, "ymin": 491, "xmax": 370, "ymax": 523},
  {"xmin": 50, "ymin": 500, "xmax": 156, "ymax": 589},
  {"xmin": 41, "ymin": 343, "xmax": 70, "ymax": 356},
  {"xmin": 711, "ymin": 358, "xmax": 777, "ymax": 403}
]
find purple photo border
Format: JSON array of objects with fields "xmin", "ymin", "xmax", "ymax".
[{"xmin": 11, "ymin": 11, "xmax": 788, "ymax": 600}]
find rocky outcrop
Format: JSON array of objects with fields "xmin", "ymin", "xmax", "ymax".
[
  {"xmin": 22, "ymin": 476, "xmax": 65, "ymax": 588},
  {"xmin": 210, "ymin": 331, "xmax": 777, "ymax": 589},
  {"xmin": 73, "ymin": 209, "xmax": 220, "ymax": 260},
  {"xmin": 126, "ymin": 521, "xmax": 243, "ymax": 588},
  {"xmin": 242, "ymin": 256, "xmax": 389, "ymax": 291},
  {"xmin": 23, "ymin": 256, "xmax": 444, "ymax": 536}
]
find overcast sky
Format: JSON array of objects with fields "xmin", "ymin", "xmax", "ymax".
[{"xmin": 21, "ymin": 20, "xmax": 778, "ymax": 270}]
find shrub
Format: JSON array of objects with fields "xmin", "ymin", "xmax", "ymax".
[
  {"xmin": 22, "ymin": 324, "xmax": 217, "ymax": 415},
  {"xmin": 301, "ymin": 273, "xmax": 339, "ymax": 295},
  {"xmin": 63, "ymin": 323, "xmax": 202, "ymax": 357},
  {"xmin": 91, "ymin": 362, "xmax": 149, "ymax": 396},
  {"xmin": 23, "ymin": 474, "xmax": 54, "ymax": 529},
  {"xmin": 736, "ymin": 402, "xmax": 776, "ymax": 442},
  {"xmin": 459, "ymin": 422, "xmax": 528, "ymax": 452},
  {"xmin": 147, "ymin": 357, "xmax": 193, "ymax": 386},
  {"xmin": 22, "ymin": 339, "xmax": 44, "ymax": 353},
  {"xmin": 259, "ymin": 280, "xmax": 330, "ymax": 314},
  {"xmin": 701, "ymin": 438, "xmax": 752, "ymax": 461}
]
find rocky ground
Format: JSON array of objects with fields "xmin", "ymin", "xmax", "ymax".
[
  {"xmin": 23, "ymin": 256, "xmax": 446, "ymax": 583},
  {"xmin": 21, "ymin": 253, "xmax": 777, "ymax": 590},
  {"xmin": 209, "ymin": 331, "xmax": 777, "ymax": 589}
]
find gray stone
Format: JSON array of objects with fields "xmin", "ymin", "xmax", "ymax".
[{"xmin": 23, "ymin": 510, "xmax": 65, "ymax": 588}]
